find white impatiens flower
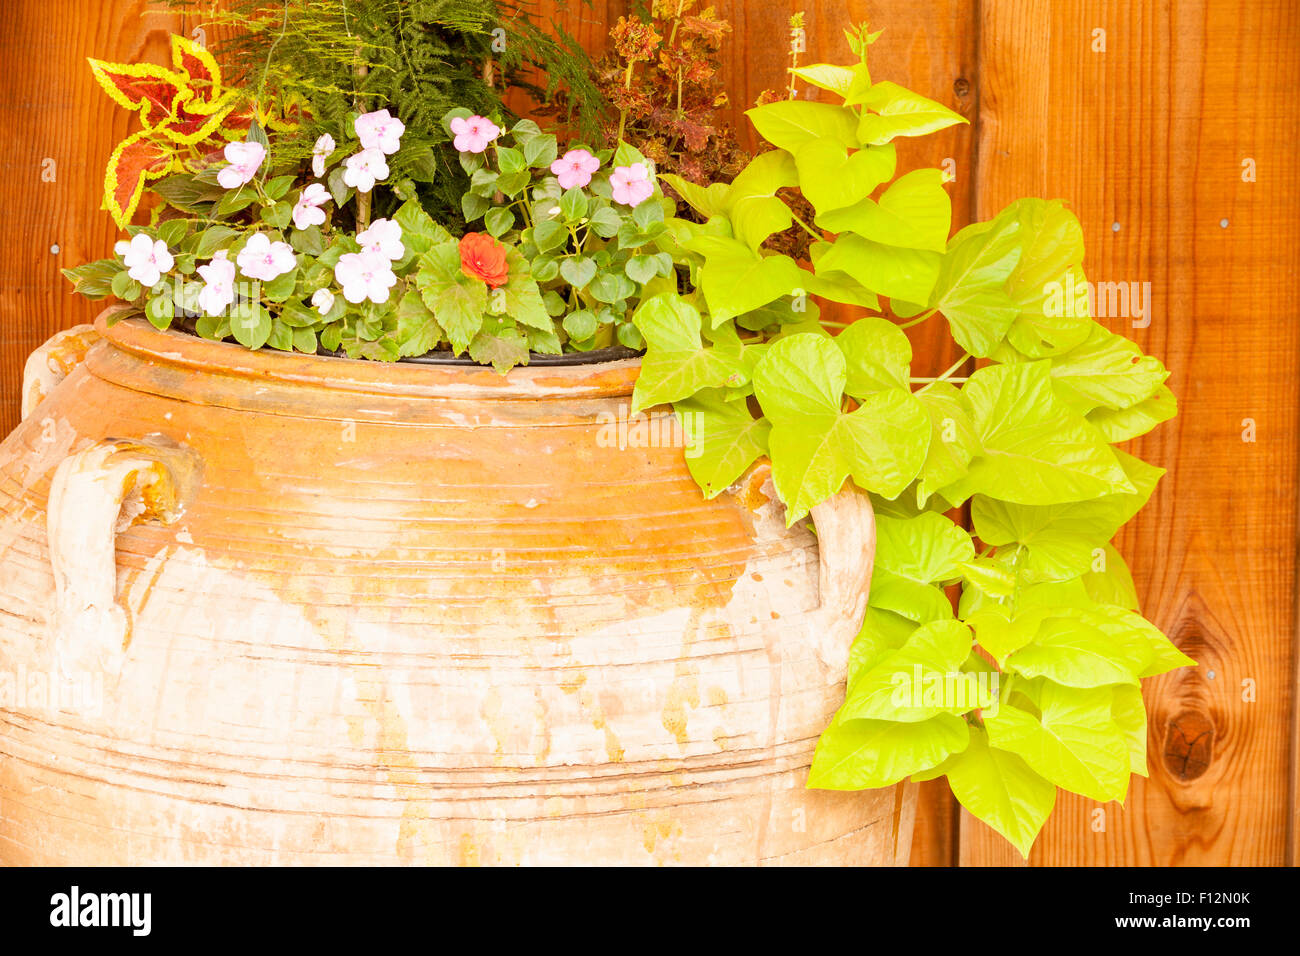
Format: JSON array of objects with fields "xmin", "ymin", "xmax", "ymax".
[
  {"xmin": 354, "ymin": 109, "xmax": 405, "ymax": 156},
  {"xmin": 236, "ymin": 233, "xmax": 297, "ymax": 281},
  {"xmin": 342, "ymin": 148, "xmax": 389, "ymax": 193},
  {"xmin": 311, "ymin": 287, "xmax": 336, "ymax": 315},
  {"xmin": 120, "ymin": 233, "xmax": 174, "ymax": 287},
  {"xmin": 292, "ymin": 183, "xmax": 330, "ymax": 230},
  {"xmin": 334, "ymin": 250, "xmax": 397, "ymax": 304},
  {"xmin": 311, "ymin": 133, "xmax": 336, "ymax": 178},
  {"xmin": 197, "ymin": 250, "xmax": 236, "ymax": 316},
  {"xmin": 356, "ymin": 218, "xmax": 404, "ymax": 260},
  {"xmin": 218, "ymin": 140, "xmax": 266, "ymax": 190}
]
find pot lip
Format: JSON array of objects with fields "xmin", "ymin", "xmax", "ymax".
[{"xmin": 94, "ymin": 308, "xmax": 643, "ymax": 401}]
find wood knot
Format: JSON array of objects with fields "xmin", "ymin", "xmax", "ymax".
[
  {"xmin": 953, "ymin": 77, "xmax": 971, "ymax": 98},
  {"xmin": 1162, "ymin": 710, "xmax": 1214, "ymax": 780}
]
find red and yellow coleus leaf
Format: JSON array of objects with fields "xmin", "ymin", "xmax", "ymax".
[
  {"xmin": 88, "ymin": 57, "xmax": 185, "ymax": 126},
  {"xmin": 103, "ymin": 131, "xmax": 176, "ymax": 228}
]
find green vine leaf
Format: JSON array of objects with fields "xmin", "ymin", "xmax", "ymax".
[
  {"xmin": 724, "ymin": 149, "xmax": 798, "ymax": 250},
  {"xmin": 920, "ymin": 726, "xmax": 1056, "ymax": 859},
  {"xmin": 795, "ymin": 138, "xmax": 896, "ymax": 217},
  {"xmin": 814, "ymin": 233, "xmax": 941, "ymax": 304},
  {"xmin": 630, "ymin": 294, "xmax": 746, "ymax": 412},
  {"xmin": 1086, "ymin": 384, "xmax": 1178, "ymax": 442},
  {"xmin": 815, "ymin": 168, "xmax": 952, "ymax": 253},
  {"xmin": 929, "ymin": 213, "xmax": 1023, "ymax": 357},
  {"xmin": 839, "ymin": 619, "xmax": 975, "ymax": 722},
  {"xmin": 810, "ymin": 712, "xmax": 969, "ymax": 790},
  {"xmin": 752, "ymin": 334, "xmax": 930, "ymax": 522},
  {"xmin": 915, "ymin": 382, "xmax": 979, "ymax": 504},
  {"xmin": 835, "ymin": 316, "xmax": 912, "ymax": 395},
  {"xmin": 745, "ymin": 99, "xmax": 860, "ymax": 153},
  {"xmin": 672, "ymin": 390, "xmax": 771, "ymax": 498},
  {"xmin": 685, "ymin": 235, "xmax": 805, "ymax": 326},
  {"xmin": 854, "ymin": 81, "xmax": 969, "ymax": 144},
  {"xmin": 985, "ymin": 682, "xmax": 1131, "ymax": 803},
  {"xmin": 1045, "ymin": 322, "xmax": 1170, "ymax": 412}
]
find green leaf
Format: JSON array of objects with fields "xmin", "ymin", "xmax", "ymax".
[
  {"xmin": 260, "ymin": 201, "xmax": 293, "ymax": 230},
  {"xmin": 532, "ymin": 218, "xmax": 567, "ymax": 253},
  {"xmin": 876, "ymin": 510, "xmax": 976, "ymax": 585},
  {"xmin": 1044, "ymin": 321, "xmax": 1169, "ymax": 412},
  {"xmin": 868, "ymin": 570, "xmax": 956, "ymax": 624},
  {"xmin": 985, "ymin": 682, "xmax": 1130, "ymax": 803},
  {"xmin": 497, "ymin": 254, "xmax": 553, "ymax": 331},
  {"xmin": 809, "ymin": 712, "xmax": 969, "ymax": 790},
  {"xmin": 933, "ymin": 726, "xmax": 1056, "ymax": 859},
  {"xmin": 1083, "ymin": 544, "xmax": 1140, "ymax": 610},
  {"xmin": 745, "ymin": 100, "xmax": 859, "ymax": 153},
  {"xmin": 1087, "ymin": 384, "xmax": 1177, "ymax": 442},
  {"xmin": 524, "ymin": 134, "xmax": 558, "ymax": 169},
  {"xmin": 1111, "ymin": 684, "xmax": 1149, "ymax": 776},
  {"xmin": 915, "ymin": 382, "xmax": 979, "ymax": 504},
  {"xmin": 559, "ymin": 256, "xmax": 597, "ymax": 288},
  {"xmin": 415, "ymin": 242, "xmax": 487, "ymax": 354},
  {"xmin": 855, "ymin": 81, "xmax": 968, "ymax": 144},
  {"xmin": 630, "ymin": 294, "xmax": 746, "ymax": 412},
  {"xmin": 562, "ymin": 309, "xmax": 597, "ymax": 341},
  {"xmin": 959, "ymin": 362, "xmax": 1135, "ymax": 505},
  {"xmin": 587, "ymin": 205, "xmax": 622, "ymax": 238},
  {"xmin": 795, "ymin": 138, "xmax": 896, "ymax": 216},
  {"xmin": 815, "ymin": 233, "xmax": 940, "ymax": 304},
  {"xmin": 484, "ymin": 206, "xmax": 515, "ymax": 238},
  {"xmin": 724, "ymin": 149, "xmax": 797, "ymax": 250},
  {"xmin": 816, "ymin": 169, "xmax": 951, "ymax": 252},
  {"xmin": 394, "ymin": 199, "xmax": 453, "ymax": 257},
  {"xmin": 394, "ymin": 289, "xmax": 442, "ymax": 358},
  {"xmin": 1005, "ymin": 605, "xmax": 1193, "ymax": 687},
  {"xmin": 673, "ymin": 390, "xmax": 771, "ymax": 498},
  {"xmin": 971, "ymin": 449, "xmax": 1163, "ymax": 581},
  {"xmin": 1003, "ymin": 199, "xmax": 1091, "ymax": 357},
  {"xmin": 840, "ymin": 619, "xmax": 976, "ymax": 722},
  {"xmin": 686, "ymin": 236, "xmax": 804, "ymax": 325},
  {"xmin": 929, "ymin": 214, "xmax": 1023, "ymax": 357},
  {"xmin": 789, "ymin": 63, "xmax": 860, "ymax": 98},
  {"xmin": 848, "ymin": 606, "xmax": 918, "ymax": 682},
  {"xmin": 835, "ymin": 316, "xmax": 911, "ymax": 395},
  {"xmin": 559, "ymin": 186, "xmax": 589, "ymax": 221},
  {"xmin": 144, "ymin": 292, "xmax": 175, "ymax": 330},
  {"xmin": 468, "ymin": 323, "xmax": 530, "ymax": 372},
  {"xmin": 660, "ymin": 174, "xmax": 730, "ymax": 219},
  {"xmin": 752, "ymin": 334, "xmax": 930, "ymax": 520},
  {"xmin": 229, "ymin": 302, "xmax": 271, "ymax": 350}
]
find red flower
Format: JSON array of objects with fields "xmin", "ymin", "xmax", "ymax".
[{"xmin": 459, "ymin": 233, "xmax": 509, "ymax": 288}]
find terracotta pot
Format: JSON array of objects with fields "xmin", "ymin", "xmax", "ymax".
[{"xmin": 0, "ymin": 311, "xmax": 913, "ymax": 865}]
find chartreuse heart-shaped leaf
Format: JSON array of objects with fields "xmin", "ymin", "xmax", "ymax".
[
  {"xmin": 855, "ymin": 81, "xmax": 968, "ymax": 144},
  {"xmin": 745, "ymin": 99, "xmax": 859, "ymax": 153},
  {"xmin": 672, "ymin": 389, "xmax": 770, "ymax": 498},
  {"xmin": 1082, "ymin": 544, "xmax": 1140, "ymax": 610},
  {"xmin": 1003, "ymin": 199, "xmax": 1092, "ymax": 357},
  {"xmin": 660, "ymin": 174, "xmax": 730, "ymax": 220},
  {"xmin": 918, "ymin": 726, "xmax": 1055, "ymax": 859},
  {"xmin": 1045, "ymin": 322, "xmax": 1170, "ymax": 412},
  {"xmin": 1005, "ymin": 604, "xmax": 1195, "ymax": 687},
  {"xmin": 955, "ymin": 362, "xmax": 1135, "ymax": 506},
  {"xmin": 724, "ymin": 149, "xmax": 798, "ymax": 250},
  {"xmin": 815, "ymin": 168, "xmax": 952, "ymax": 253},
  {"xmin": 985, "ymin": 681, "xmax": 1131, "ymax": 803},
  {"xmin": 809, "ymin": 712, "xmax": 969, "ymax": 790},
  {"xmin": 630, "ymin": 294, "xmax": 746, "ymax": 412},
  {"xmin": 1111, "ymin": 684, "xmax": 1149, "ymax": 776},
  {"xmin": 848, "ymin": 606, "xmax": 919, "ymax": 683},
  {"xmin": 971, "ymin": 449, "xmax": 1164, "ymax": 581},
  {"xmin": 814, "ymin": 233, "xmax": 941, "ymax": 304},
  {"xmin": 1087, "ymin": 385, "xmax": 1177, "ymax": 442},
  {"xmin": 789, "ymin": 62, "xmax": 865, "ymax": 98},
  {"xmin": 915, "ymin": 382, "xmax": 980, "ymax": 505},
  {"xmin": 875, "ymin": 511, "xmax": 976, "ymax": 584},
  {"xmin": 840, "ymin": 619, "xmax": 975, "ymax": 722},
  {"xmin": 794, "ymin": 138, "xmax": 896, "ymax": 216},
  {"xmin": 835, "ymin": 316, "xmax": 912, "ymax": 395},
  {"xmin": 752, "ymin": 334, "xmax": 930, "ymax": 522},
  {"xmin": 685, "ymin": 235, "xmax": 805, "ymax": 326},
  {"xmin": 929, "ymin": 213, "xmax": 1023, "ymax": 357}
]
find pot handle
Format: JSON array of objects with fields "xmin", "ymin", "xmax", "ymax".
[
  {"xmin": 735, "ymin": 462, "xmax": 876, "ymax": 685},
  {"xmin": 46, "ymin": 439, "xmax": 187, "ymax": 677},
  {"xmin": 22, "ymin": 324, "xmax": 100, "ymax": 421}
]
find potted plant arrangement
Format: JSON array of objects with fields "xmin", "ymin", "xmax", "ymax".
[{"xmin": 0, "ymin": 5, "xmax": 1187, "ymax": 864}]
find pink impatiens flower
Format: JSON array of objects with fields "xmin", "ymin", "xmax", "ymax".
[
  {"xmin": 335, "ymin": 251, "xmax": 397, "ymax": 304},
  {"xmin": 610, "ymin": 162, "xmax": 654, "ymax": 208},
  {"xmin": 236, "ymin": 233, "xmax": 296, "ymax": 281},
  {"xmin": 292, "ymin": 183, "xmax": 330, "ymax": 230},
  {"xmin": 197, "ymin": 251, "xmax": 236, "ymax": 316},
  {"xmin": 311, "ymin": 133, "xmax": 335, "ymax": 178},
  {"xmin": 217, "ymin": 140, "xmax": 266, "ymax": 189},
  {"xmin": 355, "ymin": 109, "xmax": 405, "ymax": 155},
  {"xmin": 117, "ymin": 233, "xmax": 174, "ymax": 287},
  {"xmin": 449, "ymin": 114, "xmax": 500, "ymax": 153},
  {"xmin": 550, "ymin": 148, "xmax": 601, "ymax": 190},
  {"xmin": 342, "ymin": 148, "xmax": 389, "ymax": 193},
  {"xmin": 356, "ymin": 218, "xmax": 404, "ymax": 260}
]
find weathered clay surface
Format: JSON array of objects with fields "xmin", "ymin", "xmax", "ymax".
[{"xmin": 0, "ymin": 314, "xmax": 911, "ymax": 866}]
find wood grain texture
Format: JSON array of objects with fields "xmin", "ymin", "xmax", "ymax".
[{"xmin": 968, "ymin": 0, "xmax": 1300, "ymax": 866}]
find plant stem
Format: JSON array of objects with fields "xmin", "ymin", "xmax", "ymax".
[
  {"xmin": 915, "ymin": 352, "xmax": 972, "ymax": 392},
  {"xmin": 897, "ymin": 308, "xmax": 938, "ymax": 329},
  {"xmin": 789, "ymin": 211, "xmax": 821, "ymax": 241},
  {"xmin": 616, "ymin": 60, "xmax": 636, "ymax": 143}
]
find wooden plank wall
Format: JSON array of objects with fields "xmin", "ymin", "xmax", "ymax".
[{"xmin": 0, "ymin": 0, "xmax": 1295, "ymax": 866}]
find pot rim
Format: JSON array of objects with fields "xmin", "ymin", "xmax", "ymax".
[{"xmin": 94, "ymin": 308, "xmax": 643, "ymax": 402}]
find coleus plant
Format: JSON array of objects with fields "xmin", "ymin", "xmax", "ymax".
[
  {"xmin": 64, "ymin": 36, "xmax": 683, "ymax": 364},
  {"xmin": 629, "ymin": 24, "xmax": 1190, "ymax": 856}
]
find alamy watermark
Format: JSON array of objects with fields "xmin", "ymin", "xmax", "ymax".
[{"xmin": 596, "ymin": 403, "xmax": 701, "ymax": 457}]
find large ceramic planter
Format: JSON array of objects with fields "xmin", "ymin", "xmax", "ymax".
[{"xmin": 0, "ymin": 311, "xmax": 912, "ymax": 865}]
